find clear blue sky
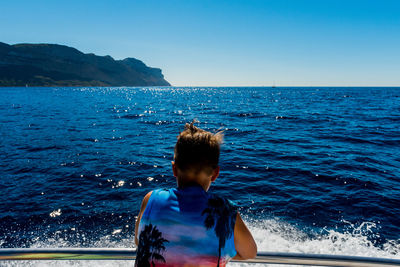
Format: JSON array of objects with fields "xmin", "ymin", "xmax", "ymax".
[{"xmin": 1, "ymin": 0, "xmax": 399, "ymax": 86}]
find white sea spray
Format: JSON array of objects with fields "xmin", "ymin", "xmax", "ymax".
[{"xmin": 2, "ymin": 218, "xmax": 399, "ymax": 267}]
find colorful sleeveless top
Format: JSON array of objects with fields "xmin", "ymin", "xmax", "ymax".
[{"xmin": 135, "ymin": 185, "xmax": 237, "ymax": 267}]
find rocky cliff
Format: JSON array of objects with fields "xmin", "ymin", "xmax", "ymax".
[{"xmin": 0, "ymin": 42, "xmax": 170, "ymax": 86}]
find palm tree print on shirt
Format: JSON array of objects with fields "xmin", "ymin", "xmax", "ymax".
[
  {"xmin": 202, "ymin": 196, "xmax": 237, "ymax": 267},
  {"xmin": 135, "ymin": 223, "xmax": 169, "ymax": 267}
]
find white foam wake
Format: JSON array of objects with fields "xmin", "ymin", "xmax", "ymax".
[
  {"xmin": 2, "ymin": 218, "xmax": 400, "ymax": 266},
  {"xmin": 231, "ymin": 219, "xmax": 400, "ymax": 266}
]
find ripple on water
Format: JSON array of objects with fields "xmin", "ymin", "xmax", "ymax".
[{"xmin": 0, "ymin": 87, "xmax": 400, "ymax": 252}]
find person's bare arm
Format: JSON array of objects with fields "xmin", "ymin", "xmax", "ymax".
[
  {"xmin": 134, "ymin": 191, "xmax": 152, "ymax": 246},
  {"xmin": 232, "ymin": 212, "xmax": 257, "ymax": 260}
]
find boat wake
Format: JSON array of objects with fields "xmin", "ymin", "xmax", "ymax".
[
  {"xmin": 2, "ymin": 218, "xmax": 399, "ymax": 266},
  {"xmin": 231, "ymin": 218, "xmax": 400, "ymax": 266}
]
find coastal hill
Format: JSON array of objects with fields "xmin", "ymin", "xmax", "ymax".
[{"xmin": 0, "ymin": 42, "xmax": 170, "ymax": 87}]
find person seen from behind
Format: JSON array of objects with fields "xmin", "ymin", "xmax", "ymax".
[{"xmin": 135, "ymin": 121, "xmax": 257, "ymax": 266}]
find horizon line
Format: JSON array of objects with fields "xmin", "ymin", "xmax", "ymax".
[
  {"xmin": 2, "ymin": 85, "xmax": 400, "ymax": 88},
  {"xmin": 169, "ymin": 85, "xmax": 400, "ymax": 88}
]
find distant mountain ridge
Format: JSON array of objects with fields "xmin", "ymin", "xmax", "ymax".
[{"xmin": 0, "ymin": 42, "xmax": 170, "ymax": 86}]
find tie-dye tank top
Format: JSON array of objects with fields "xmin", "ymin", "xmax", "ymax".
[{"xmin": 135, "ymin": 185, "xmax": 237, "ymax": 267}]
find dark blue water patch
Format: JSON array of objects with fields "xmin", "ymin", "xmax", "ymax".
[
  {"xmin": 1, "ymin": 87, "xmax": 400, "ymax": 249},
  {"xmin": 318, "ymin": 133, "xmax": 382, "ymax": 145},
  {"xmin": 19, "ymin": 145, "xmax": 65, "ymax": 153},
  {"xmin": 226, "ymin": 111, "xmax": 267, "ymax": 119},
  {"xmin": 120, "ymin": 113, "xmax": 142, "ymax": 119}
]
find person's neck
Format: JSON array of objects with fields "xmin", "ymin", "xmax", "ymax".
[{"xmin": 177, "ymin": 177, "xmax": 210, "ymax": 191}]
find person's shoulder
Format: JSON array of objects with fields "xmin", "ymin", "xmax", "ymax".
[
  {"xmin": 207, "ymin": 192, "xmax": 234, "ymax": 203},
  {"xmin": 140, "ymin": 188, "xmax": 172, "ymax": 213},
  {"xmin": 148, "ymin": 187, "xmax": 175, "ymax": 201},
  {"xmin": 141, "ymin": 188, "xmax": 168, "ymax": 204},
  {"xmin": 140, "ymin": 191, "xmax": 153, "ymax": 210},
  {"xmin": 144, "ymin": 191, "xmax": 153, "ymax": 200},
  {"xmin": 206, "ymin": 193, "xmax": 238, "ymax": 213}
]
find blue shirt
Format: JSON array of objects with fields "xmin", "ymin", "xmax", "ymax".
[{"xmin": 136, "ymin": 185, "xmax": 237, "ymax": 267}]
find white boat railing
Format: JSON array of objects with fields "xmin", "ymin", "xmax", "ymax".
[{"xmin": 0, "ymin": 248, "xmax": 400, "ymax": 266}]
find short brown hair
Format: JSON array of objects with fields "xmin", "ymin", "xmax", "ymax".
[{"xmin": 174, "ymin": 121, "xmax": 223, "ymax": 174}]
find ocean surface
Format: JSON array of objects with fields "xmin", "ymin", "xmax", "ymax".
[{"xmin": 0, "ymin": 86, "xmax": 399, "ymax": 266}]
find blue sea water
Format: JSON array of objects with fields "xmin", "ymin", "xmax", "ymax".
[{"xmin": 0, "ymin": 86, "xmax": 400, "ymax": 266}]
